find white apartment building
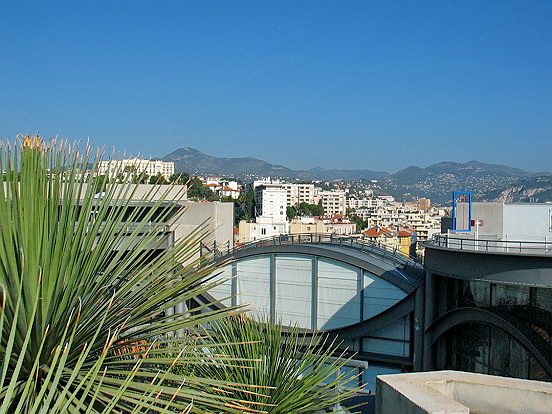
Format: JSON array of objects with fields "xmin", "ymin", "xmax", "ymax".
[
  {"xmin": 253, "ymin": 179, "xmax": 316, "ymax": 207},
  {"xmin": 99, "ymin": 158, "xmax": 175, "ymax": 179},
  {"xmin": 320, "ymin": 190, "xmax": 347, "ymax": 216},
  {"xmin": 282, "ymin": 183, "xmax": 316, "ymax": 206},
  {"xmin": 348, "ymin": 197, "xmax": 386, "ymax": 210},
  {"xmin": 254, "ymin": 183, "xmax": 287, "ymax": 223}
]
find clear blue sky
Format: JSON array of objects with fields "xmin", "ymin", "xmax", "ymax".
[{"xmin": 1, "ymin": 1, "xmax": 550, "ymax": 172}]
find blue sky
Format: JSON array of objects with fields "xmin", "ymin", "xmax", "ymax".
[{"xmin": 1, "ymin": 1, "xmax": 550, "ymax": 172}]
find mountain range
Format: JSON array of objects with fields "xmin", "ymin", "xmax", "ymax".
[
  {"xmin": 162, "ymin": 147, "xmax": 551, "ymax": 204},
  {"xmin": 163, "ymin": 147, "xmax": 389, "ymax": 180}
]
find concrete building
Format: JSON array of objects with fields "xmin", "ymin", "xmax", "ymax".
[
  {"xmin": 323, "ymin": 216, "xmax": 356, "ymax": 235},
  {"xmin": 254, "ymin": 183, "xmax": 287, "ymax": 223},
  {"xmin": 363, "ymin": 226, "xmax": 415, "ymax": 256},
  {"xmin": 203, "ymin": 178, "xmax": 241, "ymax": 199},
  {"xmin": 238, "ymin": 217, "xmax": 289, "ymax": 243},
  {"xmin": 89, "ymin": 183, "xmax": 233, "ymax": 262},
  {"xmin": 282, "ymin": 183, "xmax": 316, "ymax": 206},
  {"xmin": 320, "ymin": 190, "xmax": 347, "ymax": 216},
  {"xmin": 289, "ymin": 216, "xmax": 326, "ymax": 234},
  {"xmin": 98, "ymin": 158, "xmax": 175, "ymax": 179},
  {"xmin": 452, "ymin": 202, "xmax": 552, "ymax": 243},
  {"xmin": 253, "ymin": 179, "xmax": 316, "ymax": 207}
]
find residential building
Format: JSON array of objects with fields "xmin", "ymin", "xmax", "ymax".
[
  {"xmin": 253, "ymin": 179, "xmax": 316, "ymax": 207},
  {"xmin": 323, "ymin": 216, "xmax": 356, "ymax": 235},
  {"xmin": 282, "ymin": 183, "xmax": 316, "ymax": 206},
  {"xmin": 362, "ymin": 226, "xmax": 415, "ymax": 256},
  {"xmin": 254, "ymin": 183, "xmax": 287, "ymax": 223},
  {"xmin": 98, "ymin": 158, "xmax": 175, "ymax": 179},
  {"xmin": 289, "ymin": 216, "xmax": 326, "ymax": 234},
  {"xmin": 320, "ymin": 190, "xmax": 347, "ymax": 216},
  {"xmin": 237, "ymin": 217, "xmax": 289, "ymax": 243},
  {"xmin": 202, "ymin": 178, "xmax": 241, "ymax": 199}
]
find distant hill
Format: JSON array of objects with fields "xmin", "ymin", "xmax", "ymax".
[
  {"xmin": 163, "ymin": 147, "xmax": 388, "ymax": 180},
  {"xmin": 163, "ymin": 147, "xmax": 293, "ymax": 177},
  {"xmin": 483, "ymin": 176, "xmax": 552, "ymax": 203},
  {"xmin": 162, "ymin": 147, "xmax": 550, "ymax": 204},
  {"xmin": 378, "ymin": 161, "xmax": 539, "ymax": 204}
]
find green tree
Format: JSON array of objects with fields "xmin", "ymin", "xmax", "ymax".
[
  {"xmin": 149, "ymin": 172, "xmax": 168, "ymax": 185},
  {"xmin": 289, "ymin": 202, "xmax": 325, "ymax": 218},
  {"xmin": 234, "ymin": 184, "xmax": 255, "ymax": 224},
  {"xmin": 169, "ymin": 173, "xmax": 190, "ymax": 184},
  {"xmin": 350, "ymin": 214, "xmax": 368, "ymax": 232},
  {"xmin": 187, "ymin": 176, "xmax": 218, "ymax": 201}
]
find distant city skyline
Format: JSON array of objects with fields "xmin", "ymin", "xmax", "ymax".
[{"xmin": 0, "ymin": 1, "xmax": 550, "ymax": 172}]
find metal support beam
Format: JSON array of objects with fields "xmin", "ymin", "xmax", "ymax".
[
  {"xmin": 413, "ymin": 283, "xmax": 425, "ymax": 371},
  {"xmin": 231, "ymin": 262, "xmax": 237, "ymax": 307},
  {"xmin": 270, "ymin": 254, "xmax": 276, "ymax": 323},
  {"xmin": 423, "ymin": 271, "xmax": 435, "ymax": 370},
  {"xmin": 311, "ymin": 256, "xmax": 318, "ymax": 330}
]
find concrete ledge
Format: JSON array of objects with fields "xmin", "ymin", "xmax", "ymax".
[{"xmin": 376, "ymin": 370, "xmax": 552, "ymax": 414}]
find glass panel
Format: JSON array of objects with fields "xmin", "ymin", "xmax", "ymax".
[
  {"xmin": 489, "ymin": 327, "xmax": 509, "ymax": 376},
  {"xmin": 274, "ymin": 255, "xmax": 311, "ymax": 328},
  {"xmin": 492, "ymin": 284, "xmax": 530, "ymax": 309},
  {"xmin": 461, "ymin": 280, "xmax": 491, "ymax": 308},
  {"xmin": 532, "ymin": 287, "xmax": 552, "ymax": 345},
  {"xmin": 509, "ymin": 338, "xmax": 529, "ymax": 379}
]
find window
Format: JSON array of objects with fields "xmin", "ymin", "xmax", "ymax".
[{"xmin": 261, "ymin": 228, "xmax": 266, "ymax": 235}]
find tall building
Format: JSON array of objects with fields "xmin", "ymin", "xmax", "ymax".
[
  {"xmin": 98, "ymin": 158, "xmax": 175, "ymax": 179},
  {"xmin": 282, "ymin": 183, "xmax": 316, "ymax": 206},
  {"xmin": 319, "ymin": 190, "xmax": 346, "ymax": 216},
  {"xmin": 254, "ymin": 183, "xmax": 287, "ymax": 223}
]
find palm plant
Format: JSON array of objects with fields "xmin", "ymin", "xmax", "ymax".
[
  {"xmin": 193, "ymin": 315, "xmax": 365, "ymax": 413},
  {"xmin": 0, "ymin": 136, "xmax": 251, "ymax": 413}
]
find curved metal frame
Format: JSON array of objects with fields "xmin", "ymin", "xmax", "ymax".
[
  {"xmin": 425, "ymin": 307, "xmax": 552, "ymax": 378},
  {"xmin": 214, "ymin": 243, "xmax": 422, "ymax": 293}
]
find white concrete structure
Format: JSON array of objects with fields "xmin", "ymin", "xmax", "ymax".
[
  {"xmin": 238, "ymin": 217, "xmax": 289, "ymax": 243},
  {"xmin": 376, "ymin": 371, "xmax": 552, "ymax": 414},
  {"xmin": 320, "ymin": 190, "xmax": 347, "ymax": 216},
  {"xmin": 454, "ymin": 202, "xmax": 552, "ymax": 243},
  {"xmin": 282, "ymin": 183, "xmax": 316, "ymax": 206},
  {"xmin": 253, "ymin": 179, "xmax": 316, "ymax": 207},
  {"xmin": 99, "ymin": 158, "xmax": 175, "ymax": 179},
  {"xmin": 254, "ymin": 183, "xmax": 287, "ymax": 223}
]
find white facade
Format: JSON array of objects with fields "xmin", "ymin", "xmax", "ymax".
[
  {"xmin": 348, "ymin": 197, "xmax": 386, "ymax": 210},
  {"xmin": 253, "ymin": 179, "xmax": 316, "ymax": 207},
  {"xmin": 99, "ymin": 158, "xmax": 175, "ymax": 179},
  {"xmin": 455, "ymin": 202, "xmax": 552, "ymax": 242},
  {"xmin": 254, "ymin": 184, "xmax": 287, "ymax": 223},
  {"xmin": 238, "ymin": 217, "xmax": 289, "ymax": 242},
  {"xmin": 282, "ymin": 183, "xmax": 316, "ymax": 206},
  {"xmin": 320, "ymin": 190, "xmax": 347, "ymax": 216}
]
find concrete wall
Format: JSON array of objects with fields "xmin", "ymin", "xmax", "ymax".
[
  {"xmin": 376, "ymin": 371, "xmax": 552, "ymax": 414},
  {"xmin": 503, "ymin": 203, "xmax": 552, "ymax": 242},
  {"xmin": 174, "ymin": 201, "xmax": 234, "ymax": 252},
  {"xmin": 459, "ymin": 202, "xmax": 552, "ymax": 242}
]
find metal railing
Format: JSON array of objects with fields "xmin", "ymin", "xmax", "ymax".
[
  {"xmin": 201, "ymin": 233, "xmax": 424, "ymax": 279},
  {"xmin": 430, "ymin": 234, "xmax": 552, "ymax": 255}
]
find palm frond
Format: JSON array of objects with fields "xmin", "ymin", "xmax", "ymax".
[{"xmin": 0, "ymin": 136, "xmax": 246, "ymax": 413}]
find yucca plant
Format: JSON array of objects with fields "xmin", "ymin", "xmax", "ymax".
[
  {"xmin": 0, "ymin": 136, "xmax": 254, "ymax": 413},
  {"xmin": 193, "ymin": 315, "xmax": 365, "ymax": 413}
]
